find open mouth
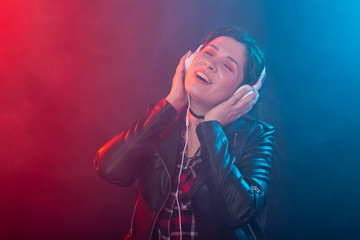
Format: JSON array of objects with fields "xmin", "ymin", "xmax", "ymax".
[{"xmin": 195, "ymin": 72, "xmax": 210, "ymax": 84}]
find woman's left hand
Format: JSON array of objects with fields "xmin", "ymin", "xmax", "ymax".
[{"xmin": 204, "ymin": 85, "xmax": 259, "ymax": 126}]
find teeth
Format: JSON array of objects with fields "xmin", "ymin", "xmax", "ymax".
[{"xmin": 196, "ymin": 72, "xmax": 210, "ymax": 83}]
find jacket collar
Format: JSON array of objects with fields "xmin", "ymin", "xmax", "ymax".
[
  {"xmin": 192, "ymin": 117, "xmax": 250, "ymax": 196},
  {"xmin": 223, "ymin": 116, "xmax": 250, "ymax": 134},
  {"xmin": 153, "ymin": 114, "xmax": 250, "ymax": 192}
]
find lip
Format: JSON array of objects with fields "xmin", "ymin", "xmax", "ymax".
[{"xmin": 194, "ymin": 71, "xmax": 212, "ymax": 84}]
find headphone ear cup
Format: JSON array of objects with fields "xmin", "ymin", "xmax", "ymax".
[
  {"xmin": 185, "ymin": 45, "xmax": 203, "ymax": 72},
  {"xmin": 253, "ymin": 67, "xmax": 266, "ymax": 91},
  {"xmin": 185, "ymin": 53, "xmax": 195, "ymax": 72}
]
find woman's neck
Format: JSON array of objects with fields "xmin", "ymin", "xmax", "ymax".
[
  {"xmin": 187, "ymin": 98, "xmax": 212, "ymax": 121},
  {"xmin": 188, "ymin": 110, "xmax": 204, "ymax": 127},
  {"xmin": 186, "ymin": 110, "xmax": 202, "ymax": 158}
]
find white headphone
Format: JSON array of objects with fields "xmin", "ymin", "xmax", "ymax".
[{"xmin": 174, "ymin": 92, "xmax": 190, "ymax": 240}]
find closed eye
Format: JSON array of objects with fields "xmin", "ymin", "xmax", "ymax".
[
  {"xmin": 224, "ymin": 64, "xmax": 232, "ymax": 72},
  {"xmin": 205, "ymin": 51, "xmax": 214, "ymax": 56}
]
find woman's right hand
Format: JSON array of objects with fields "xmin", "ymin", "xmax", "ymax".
[{"xmin": 165, "ymin": 50, "xmax": 192, "ymax": 113}]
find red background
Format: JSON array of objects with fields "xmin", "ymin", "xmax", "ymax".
[{"xmin": 2, "ymin": 0, "xmax": 360, "ymax": 239}]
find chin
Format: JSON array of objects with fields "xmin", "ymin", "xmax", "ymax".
[
  {"xmin": 185, "ymin": 76, "xmax": 230, "ymax": 108},
  {"xmin": 188, "ymin": 90, "xmax": 221, "ymax": 110},
  {"xmin": 186, "ymin": 84, "xmax": 205, "ymax": 101}
]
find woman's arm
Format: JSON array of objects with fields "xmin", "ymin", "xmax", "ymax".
[
  {"xmin": 94, "ymin": 51, "xmax": 192, "ymax": 186},
  {"xmin": 196, "ymin": 119, "xmax": 274, "ymax": 227},
  {"xmin": 94, "ymin": 99, "xmax": 179, "ymax": 186}
]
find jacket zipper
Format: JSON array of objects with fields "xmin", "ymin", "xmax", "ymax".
[
  {"xmin": 147, "ymin": 147, "xmax": 172, "ymax": 240},
  {"xmin": 235, "ymin": 132, "xmax": 258, "ymax": 240}
]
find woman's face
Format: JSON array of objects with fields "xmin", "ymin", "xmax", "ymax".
[{"xmin": 185, "ymin": 36, "xmax": 247, "ymax": 110}]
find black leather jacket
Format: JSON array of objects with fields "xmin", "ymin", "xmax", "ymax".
[{"xmin": 94, "ymin": 99, "xmax": 275, "ymax": 240}]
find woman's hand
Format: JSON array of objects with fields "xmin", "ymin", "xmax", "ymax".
[
  {"xmin": 165, "ymin": 51, "xmax": 192, "ymax": 113},
  {"xmin": 204, "ymin": 85, "xmax": 259, "ymax": 126}
]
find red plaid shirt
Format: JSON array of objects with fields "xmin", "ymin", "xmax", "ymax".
[{"xmin": 152, "ymin": 132, "xmax": 202, "ymax": 240}]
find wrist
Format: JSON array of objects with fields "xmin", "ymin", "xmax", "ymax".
[
  {"xmin": 165, "ymin": 95, "xmax": 186, "ymax": 113},
  {"xmin": 204, "ymin": 116, "xmax": 223, "ymax": 126},
  {"xmin": 204, "ymin": 112, "xmax": 220, "ymax": 124}
]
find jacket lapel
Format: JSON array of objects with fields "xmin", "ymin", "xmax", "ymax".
[
  {"xmin": 192, "ymin": 117, "xmax": 250, "ymax": 196},
  {"xmin": 153, "ymin": 115, "xmax": 184, "ymax": 181},
  {"xmin": 153, "ymin": 113, "xmax": 251, "ymax": 197}
]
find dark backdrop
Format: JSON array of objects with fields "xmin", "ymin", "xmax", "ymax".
[{"xmin": 1, "ymin": 0, "xmax": 359, "ymax": 239}]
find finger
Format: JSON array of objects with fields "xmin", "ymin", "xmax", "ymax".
[
  {"xmin": 176, "ymin": 50, "xmax": 192, "ymax": 71},
  {"xmin": 248, "ymin": 91, "xmax": 259, "ymax": 105},
  {"xmin": 238, "ymin": 93, "xmax": 258, "ymax": 116},
  {"xmin": 238, "ymin": 88, "xmax": 258, "ymax": 101},
  {"xmin": 233, "ymin": 84, "xmax": 254, "ymax": 101},
  {"xmin": 242, "ymin": 90, "xmax": 259, "ymax": 105},
  {"xmin": 230, "ymin": 85, "xmax": 254, "ymax": 104},
  {"xmin": 239, "ymin": 106, "xmax": 252, "ymax": 117},
  {"xmin": 181, "ymin": 50, "xmax": 192, "ymax": 62},
  {"xmin": 179, "ymin": 50, "xmax": 192, "ymax": 65},
  {"xmin": 234, "ymin": 91, "xmax": 259, "ymax": 113}
]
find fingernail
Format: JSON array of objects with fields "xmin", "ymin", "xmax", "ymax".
[
  {"xmin": 245, "ymin": 89, "xmax": 253, "ymax": 94},
  {"xmin": 246, "ymin": 85, "xmax": 254, "ymax": 93}
]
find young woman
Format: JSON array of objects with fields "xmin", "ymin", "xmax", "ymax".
[{"xmin": 94, "ymin": 27, "xmax": 275, "ymax": 240}]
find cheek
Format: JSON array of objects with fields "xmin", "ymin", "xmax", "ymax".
[
  {"xmin": 208, "ymin": 79, "xmax": 238, "ymax": 105},
  {"xmin": 184, "ymin": 74, "xmax": 202, "ymax": 98},
  {"xmin": 219, "ymin": 74, "xmax": 241, "ymax": 93},
  {"xmin": 184, "ymin": 73, "xmax": 193, "ymax": 92}
]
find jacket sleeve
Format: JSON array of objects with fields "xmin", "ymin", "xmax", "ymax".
[
  {"xmin": 94, "ymin": 99, "xmax": 179, "ymax": 186},
  {"xmin": 195, "ymin": 120, "xmax": 275, "ymax": 227}
]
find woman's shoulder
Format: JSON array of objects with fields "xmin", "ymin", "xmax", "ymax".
[
  {"xmin": 223, "ymin": 115, "xmax": 274, "ymax": 135},
  {"xmin": 243, "ymin": 115, "xmax": 275, "ymax": 132}
]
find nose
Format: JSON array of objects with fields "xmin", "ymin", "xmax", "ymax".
[{"xmin": 204, "ymin": 59, "xmax": 217, "ymax": 72}]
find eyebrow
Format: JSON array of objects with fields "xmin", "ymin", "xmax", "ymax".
[{"xmin": 208, "ymin": 44, "xmax": 239, "ymax": 70}]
